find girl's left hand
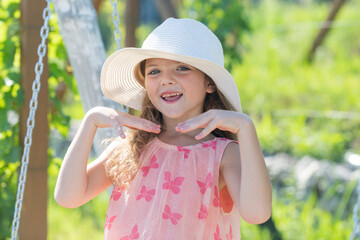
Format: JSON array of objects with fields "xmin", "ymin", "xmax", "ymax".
[{"xmin": 175, "ymin": 109, "xmax": 253, "ymax": 140}]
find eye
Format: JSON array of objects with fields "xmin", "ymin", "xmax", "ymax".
[
  {"xmin": 177, "ymin": 65, "xmax": 191, "ymax": 71},
  {"xmin": 147, "ymin": 69, "xmax": 160, "ymax": 75}
]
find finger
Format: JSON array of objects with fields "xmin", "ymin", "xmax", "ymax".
[
  {"xmin": 113, "ymin": 120, "xmax": 126, "ymax": 139},
  {"xmin": 195, "ymin": 120, "xmax": 218, "ymax": 140},
  {"xmin": 176, "ymin": 113, "xmax": 212, "ymax": 133},
  {"xmin": 122, "ymin": 115, "xmax": 161, "ymax": 133}
]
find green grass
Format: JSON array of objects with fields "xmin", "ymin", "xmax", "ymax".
[
  {"xmin": 232, "ymin": 0, "xmax": 360, "ymax": 160},
  {"xmin": 48, "ymin": 159, "xmax": 106, "ymax": 239},
  {"xmin": 241, "ymin": 194, "xmax": 353, "ymax": 240},
  {"xmin": 48, "ymin": 199, "xmax": 105, "ymax": 240}
]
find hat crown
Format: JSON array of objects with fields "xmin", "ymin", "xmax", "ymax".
[{"xmin": 142, "ymin": 18, "xmax": 224, "ymax": 67}]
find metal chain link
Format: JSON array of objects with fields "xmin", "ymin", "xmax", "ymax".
[
  {"xmin": 110, "ymin": 0, "xmax": 122, "ymax": 50},
  {"xmin": 10, "ymin": 1, "xmax": 52, "ymax": 239},
  {"xmin": 350, "ymin": 178, "xmax": 360, "ymax": 240},
  {"xmin": 109, "ymin": 0, "xmax": 128, "ymax": 113}
]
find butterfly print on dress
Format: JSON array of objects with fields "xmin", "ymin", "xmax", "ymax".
[
  {"xmin": 177, "ymin": 146, "xmax": 191, "ymax": 158},
  {"xmin": 162, "ymin": 171, "xmax": 185, "ymax": 194},
  {"xmin": 141, "ymin": 155, "xmax": 159, "ymax": 177},
  {"xmin": 201, "ymin": 140, "xmax": 217, "ymax": 150},
  {"xmin": 214, "ymin": 224, "xmax": 223, "ymax": 240},
  {"xmin": 198, "ymin": 204, "xmax": 208, "ymax": 219},
  {"xmin": 136, "ymin": 185, "xmax": 156, "ymax": 202},
  {"xmin": 111, "ymin": 186, "xmax": 124, "ymax": 201},
  {"xmin": 119, "ymin": 225, "xmax": 140, "ymax": 240},
  {"xmin": 104, "ymin": 214, "xmax": 116, "ymax": 230},
  {"xmin": 162, "ymin": 205, "xmax": 182, "ymax": 225},
  {"xmin": 197, "ymin": 172, "xmax": 213, "ymax": 194},
  {"xmin": 213, "ymin": 185, "xmax": 221, "ymax": 207}
]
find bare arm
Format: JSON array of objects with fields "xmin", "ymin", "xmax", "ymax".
[
  {"xmin": 54, "ymin": 106, "xmax": 161, "ymax": 208},
  {"xmin": 176, "ymin": 109, "xmax": 272, "ymax": 224},
  {"xmin": 221, "ymin": 118, "xmax": 272, "ymax": 224},
  {"xmin": 54, "ymin": 112, "xmax": 111, "ymax": 208}
]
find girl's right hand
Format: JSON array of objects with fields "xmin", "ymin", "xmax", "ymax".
[{"xmin": 86, "ymin": 106, "xmax": 161, "ymax": 138}]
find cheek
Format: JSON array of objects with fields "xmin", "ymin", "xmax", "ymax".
[
  {"xmin": 145, "ymin": 85, "xmax": 158, "ymax": 106},
  {"xmin": 144, "ymin": 80, "xmax": 154, "ymax": 95}
]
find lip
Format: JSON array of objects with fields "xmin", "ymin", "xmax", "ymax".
[
  {"xmin": 160, "ymin": 91, "xmax": 183, "ymax": 104},
  {"xmin": 160, "ymin": 91, "xmax": 182, "ymax": 97}
]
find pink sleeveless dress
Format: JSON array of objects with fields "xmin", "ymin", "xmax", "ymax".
[{"xmin": 104, "ymin": 137, "xmax": 241, "ymax": 240}]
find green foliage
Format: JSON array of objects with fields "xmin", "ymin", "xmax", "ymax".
[
  {"xmin": 48, "ymin": 159, "xmax": 106, "ymax": 239},
  {"xmin": 47, "ymin": 13, "xmax": 76, "ymax": 137},
  {"xmin": 232, "ymin": 0, "xmax": 360, "ymax": 161},
  {"xmin": 0, "ymin": 0, "xmax": 22, "ymax": 237},
  {"xmin": 0, "ymin": 0, "xmax": 77, "ymax": 238},
  {"xmin": 241, "ymin": 191, "xmax": 353, "ymax": 240},
  {"xmin": 180, "ymin": 0, "xmax": 250, "ymax": 69},
  {"xmin": 273, "ymin": 194, "xmax": 352, "ymax": 239},
  {"xmin": 0, "ymin": 160, "xmax": 18, "ymax": 239}
]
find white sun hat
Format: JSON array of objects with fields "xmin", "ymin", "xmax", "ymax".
[{"xmin": 100, "ymin": 18, "xmax": 242, "ymax": 112}]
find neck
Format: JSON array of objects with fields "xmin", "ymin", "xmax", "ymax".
[{"xmin": 159, "ymin": 117, "xmax": 214, "ymax": 146}]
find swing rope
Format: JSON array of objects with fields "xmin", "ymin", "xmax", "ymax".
[
  {"xmin": 10, "ymin": 0, "xmax": 52, "ymax": 239},
  {"xmin": 350, "ymin": 178, "xmax": 360, "ymax": 240}
]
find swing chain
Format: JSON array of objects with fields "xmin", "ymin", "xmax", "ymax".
[
  {"xmin": 109, "ymin": 0, "xmax": 128, "ymax": 114},
  {"xmin": 350, "ymin": 178, "xmax": 360, "ymax": 240},
  {"xmin": 11, "ymin": 0, "xmax": 52, "ymax": 239},
  {"xmin": 110, "ymin": 0, "xmax": 122, "ymax": 50}
]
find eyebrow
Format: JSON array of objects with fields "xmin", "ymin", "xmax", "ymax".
[
  {"xmin": 146, "ymin": 61, "xmax": 184, "ymax": 68},
  {"xmin": 146, "ymin": 64, "xmax": 158, "ymax": 68}
]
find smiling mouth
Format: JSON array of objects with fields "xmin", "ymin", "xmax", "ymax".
[{"xmin": 161, "ymin": 93, "xmax": 183, "ymax": 102}]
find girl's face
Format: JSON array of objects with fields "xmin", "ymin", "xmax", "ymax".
[{"xmin": 144, "ymin": 58, "xmax": 214, "ymax": 122}]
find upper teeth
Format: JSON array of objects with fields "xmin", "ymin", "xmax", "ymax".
[{"xmin": 162, "ymin": 93, "xmax": 182, "ymax": 98}]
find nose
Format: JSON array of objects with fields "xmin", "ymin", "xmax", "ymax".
[{"xmin": 160, "ymin": 70, "xmax": 176, "ymax": 86}]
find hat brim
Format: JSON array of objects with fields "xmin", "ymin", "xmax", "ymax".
[{"xmin": 101, "ymin": 48, "xmax": 242, "ymax": 112}]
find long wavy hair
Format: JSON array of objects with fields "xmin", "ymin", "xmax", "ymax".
[{"xmin": 104, "ymin": 61, "xmax": 237, "ymax": 188}]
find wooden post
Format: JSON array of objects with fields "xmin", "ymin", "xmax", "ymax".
[
  {"xmin": 125, "ymin": 0, "xmax": 139, "ymax": 47},
  {"xmin": 93, "ymin": 0, "xmax": 104, "ymax": 12},
  {"xmin": 154, "ymin": 0, "xmax": 178, "ymax": 20},
  {"xmin": 19, "ymin": 0, "xmax": 48, "ymax": 239}
]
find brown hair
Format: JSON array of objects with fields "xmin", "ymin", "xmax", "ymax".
[{"xmin": 104, "ymin": 60, "xmax": 237, "ymax": 188}]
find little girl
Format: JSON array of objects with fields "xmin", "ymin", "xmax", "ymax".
[{"xmin": 55, "ymin": 18, "xmax": 272, "ymax": 239}]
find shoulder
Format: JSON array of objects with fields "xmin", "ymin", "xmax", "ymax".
[{"xmin": 220, "ymin": 140, "xmax": 240, "ymax": 169}]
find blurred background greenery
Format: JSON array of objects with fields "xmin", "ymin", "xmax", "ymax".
[{"xmin": 1, "ymin": 0, "xmax": 359, "ymax": 239}]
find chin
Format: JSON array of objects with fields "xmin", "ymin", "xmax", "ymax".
[
  {"xmin": 158, "ymin": 106, "xmax": 202, "ymax": 121},
  {"xmin": 162, "ymin": 112, "xmax": 185, "ymax": 120}
]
